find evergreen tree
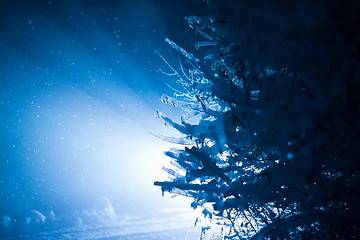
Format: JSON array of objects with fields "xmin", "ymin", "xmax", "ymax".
[{"xmin": 154, "ymin": 1, "xmax": 360, "ymax": 239}]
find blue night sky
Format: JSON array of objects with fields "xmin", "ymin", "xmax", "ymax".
[{"xmin": 0, "ymin": 0, "xmax": 209, "ymax": 218}]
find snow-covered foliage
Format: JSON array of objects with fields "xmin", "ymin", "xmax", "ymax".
[{"xmin": 154, "ymin": 0, "xmax": 360, "ymax": 239}]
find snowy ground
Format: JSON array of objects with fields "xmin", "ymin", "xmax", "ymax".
[
  {"xmin": 2, "ymin": 209, "xmax": 203, "ymax": 240},
  {"xmin": 5, "ymin": 226, "xmax": 198, "ymax": 240}
]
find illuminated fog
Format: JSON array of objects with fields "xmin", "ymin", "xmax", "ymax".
[{"xmin": 0, "ymin": 0, "xmax": 209, "ymax": 235}]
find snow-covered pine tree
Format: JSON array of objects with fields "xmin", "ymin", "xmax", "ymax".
[{"xmin": 154, "ymin": 0, "xmax": 360, "ymax": 239}]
